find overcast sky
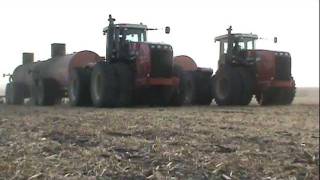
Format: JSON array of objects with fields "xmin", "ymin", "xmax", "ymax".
[{"xmin": 0, "ymin": 0, "xmax": 319, "ymax": 90}]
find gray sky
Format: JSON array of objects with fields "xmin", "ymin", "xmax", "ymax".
[{"xmin": 0, "ymin": 0, "xmax": 319, "ymax": 90}]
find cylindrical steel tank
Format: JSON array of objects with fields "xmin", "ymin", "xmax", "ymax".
[
  {"xmin": 173, "ymin": 55, "xmax": 198, "ymax": 71},
  {"xmin": 12, "ymin": 50, "xmax": 101, "ymax": 93}
]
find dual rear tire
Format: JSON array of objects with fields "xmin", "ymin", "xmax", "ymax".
[
  {"xmin": 170, "ymin": 67, "xmax": 214, "ymax": 106},
  {"xmin": 193, "ymin": 72, "xmax": 214, "ymax": 105},
  {"xmin": 213, "ymin": 67, "xmax": 253, "ymax": 106},
  {"xmin": 32, "ymin": 79, "xmax": 61, "ymax": 106},
  {"xmin": 5, "ymin": 82, "xmax": 25, "ymax": 105},
  {"xmin": 68, "ymin": 68, "xmax": 92, "ymax": 106},
  {"xmin": 90, "ymin": 63, "xmax": 133, "ymax": 107},
  {"xmin": 256, "ymin": 87, "xmax": 295, "ymax": 105}
]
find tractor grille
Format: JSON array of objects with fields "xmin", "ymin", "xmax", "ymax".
[
  {"xmin": 150, "ymin": 48, "xmax": 173, "ymax": 78},
  {"xmin": 275, "ymin": 54, "xmax": 291, "ymax": 80}
]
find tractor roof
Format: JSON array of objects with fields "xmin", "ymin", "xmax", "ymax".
[
  {"xmin": 215, "ymin": 33, "xmax": 258, "ymax": 42},
  {"xmin": 103, "ymin": 23, "xmax": 148, "ymax": 32}
]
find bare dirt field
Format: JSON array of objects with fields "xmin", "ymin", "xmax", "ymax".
[{"xmin": 0, "ymin": 88, "xmax": 319, "ymax": 179}]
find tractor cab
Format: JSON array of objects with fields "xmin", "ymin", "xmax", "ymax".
[
  {"xmin": 103, "ymin": 15, "xmax": 171, "ymax": 63},
  {"xmin": 103, "ymin": 17, "xmax": 148, "ymax": 61},
  {"xmin": 215, "ymin": 26, "xmax": 258, "ymax": 67}
]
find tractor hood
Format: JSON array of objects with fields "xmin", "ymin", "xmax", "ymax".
[
  {"xmin": 249, "ymin": 49, "xmax": 291, "ymax": 57},
  {"xmin": 143, "ymin": 42, "xmax": 173, "ymax": 52},
  {"xmin": 139, "ymin": 42, "xmax": 174, "ymax": 78},
  {"xmin": 252, "ymin": 49, "xmax": 292, "ymax": 81}
]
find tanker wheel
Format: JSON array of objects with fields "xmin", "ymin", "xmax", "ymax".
[
  {"xmin": 194, "ymin": 72, "xmax": 214, "ymax": 105},
  {"xmin": 237, "ymin": 68, "xmax": 253, "ymax": 105},
  {"xmin": 5, "ymin": 82, "xmax": 25, "ymax": 105},
  {"xmin": 114, "ymin": 63, "xmax": 133, "ymax": 107},
  {"xmin": 68, "ymin": 68, "xmax": 92, "ymax": 106},
  {"xmin": 5, "ymin": 83, "xmax": 12, "ymax": 104},
  {"xmin": 170, "ymin": 65, "xmax": 186, "ymax": 106},
  {"xmin": 33, "ymin": 79, "xmax": 60, "ymax": 106},
  {"xmin": 183, "ymin": 72, "xmax": 196, "ymax": 105},
  {"xmin": 90, "ymin": 63, "xmax": 117, "ymax": 107},
  {"xmin": 213, "ymin": 67, "xmax": 242, "ymax": 105}
]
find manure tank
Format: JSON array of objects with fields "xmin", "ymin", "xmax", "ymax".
[
  {"xmin": 11, "ymin": 43, "xmax": 101, "ymax": 97},
  {"xmin": 173, "ymin": 55, "xmax": 198, "ymax": 71}
]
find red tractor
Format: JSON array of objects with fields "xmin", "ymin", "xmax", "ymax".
[
  {"xmin": 69, "ymin": 15, "xmax": 184, "ymax": 107},
  {"xmin": 213, "ymin": 26, "xmax": 295, "ymax": 105}
]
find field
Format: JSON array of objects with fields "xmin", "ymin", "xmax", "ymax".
[{"xmin": 0, "ymin": 88, "xmax": 319, "ymax": 179}]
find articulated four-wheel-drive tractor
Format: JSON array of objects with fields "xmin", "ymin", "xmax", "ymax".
[
  {"xmin": 81, "ymin": 15, "xmax": 186, "ymax": 107},
  {"xmin": 212, "ymin": 26, "xmax": 296, "ymax": 105}
]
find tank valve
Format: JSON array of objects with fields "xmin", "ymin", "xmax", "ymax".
[
  {"xmin": 2, "ymin": 73, "xmax": 11, "ymax": 78},
  {"xmin": 3, "ymin": 73, "xmax": 13, "ymax": 82}
]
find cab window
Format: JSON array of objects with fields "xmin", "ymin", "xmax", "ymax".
[
  {"xmin": 247, "ymin": 41, "xmax": 254, "ymax": 50},
  {"xmin": 223, "ymin": 42, "xmax": 228, "ymax": 54},
  {"xmin": 233, "ymin": 42, "xmax": 245, "ymax": 50},
  {"xmin": 126, "ymin": 34, "xmax": 139, "ymax": 42},
  {"xmin": 122, "ymin": 28, "xmax": 146, "ymax": 42}
]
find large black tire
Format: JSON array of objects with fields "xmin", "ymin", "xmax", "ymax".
[
  {"xmin": 68, "ymin": 68, "xmax": 92, "ymax": 106},
  {"xmin": 170, "ymin": 65, "xmax": 186, "ymax": 106},
  {"xmin": 213, "ymin": 67, "xmax": 242, "ymax": 105},
  {"xmin": 194, "ymin": 72, "xmax": 213, "ymax": 105},
  {"xmin": 5, "ymin": 82, "xmax": 25, "ymax": 105},
  {"xmin": 5, "ymin": 83, "xmax": 12, "ymax": 104},
  {"xmin": 256, "ymin": 89, "xmax": 274, "ymax": 105},
  {"xmin": 257, "ymin": 87, "xmax": 295, "ymax": 105},
  {"xmin": 114, "ymin": 63, "xmax": 134, "ymax": 107},
  {"xmin": 32, "ymin": 79, "xmax": 60, "ymax": 106},
  {"xmin": 183, "ymin": 72, "xmax": 196, "ymax": 105},
  {"xmin": 278, "ymin": 88, "xmax": 295, "ymax": 105},
  {"xmin": 237, "ymin": 68, "xmax": 254, "ymax": 105},
  {"xmin": 211, "ymin": 75, "xmax": 216, "ymax": 100},
  {"xmin": 90, "ymin": 63, "xmax": 117, "ymax": 107}
]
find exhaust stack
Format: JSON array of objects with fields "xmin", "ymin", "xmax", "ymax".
[
  {"xmin": 51, "ymin": 43, "xmax": 66, "ymax": 58},
  {"xmin": 22, "ymin": 53, "xmax": 34, "ymax": 65}
]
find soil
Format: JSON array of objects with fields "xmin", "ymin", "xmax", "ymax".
[{"xmin": 0, "ymin": 88, "xmax": 318, "ymax": 179}]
